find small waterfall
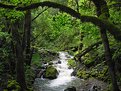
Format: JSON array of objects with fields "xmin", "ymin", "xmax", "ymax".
[
  {"xmin": 48, "ymin": 52, "xmax": 75, "ymax": 87},
  {"xmin": 34, "ymin": 52, "xmax": 82, "ymax": 91}
]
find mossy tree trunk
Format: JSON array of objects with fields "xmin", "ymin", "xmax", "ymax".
[
  {"xmin": 100, "ymin": 29, "xmax": 120, "ymax": 91},
  {"xmin": 11, "ymin": 22, "xmax": 27, "ymax": 91},
  {"xmin": 92, "ymin": 0, "xmax": 120, "ymax": 90}
]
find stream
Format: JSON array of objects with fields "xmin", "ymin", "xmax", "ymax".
[{"xmin": 34, "ymin": 52, "xmax": 83, "ymax": 91}]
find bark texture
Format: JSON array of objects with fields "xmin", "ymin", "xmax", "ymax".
[
  {"xmin": 24, "ymin": 10, "xmax": 31, "ymax": 65},
  {"xmin": 11, "ymin": 22, "xmax": 27, "ymax": 91},
  {"xmin": 100, "ymin": 29, "xmax": 120, "ymax": 91},
  {"xmin": 92, "ymin": 0, "xmax": 120, "ymax": 90}
]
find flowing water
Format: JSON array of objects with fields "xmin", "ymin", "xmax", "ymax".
[{"xmin": 34, "ymin": 52, "xmax": 83, "ymax": 91}]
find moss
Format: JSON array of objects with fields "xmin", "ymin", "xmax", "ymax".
[
  {"xmin": 89, "ymin": 64, "xmax": 109, "ymax": 81},
  {"xmin": 43, "ymin": 66, "xmax": 58, "ymax": 79},
  {"xmin": 67, "ymin": 59, "xmax": 76, "ymax": 68},
  {"xmin": 97, "ymin": 66, "xmax": 108, "ymax": 81},
  {"xmin": 90, "ymin": 68, "xmax": 98, "ymax": 77},
  {"xmin": 76, "ymin": 69, "xmax": 90, "ymax": 79}
]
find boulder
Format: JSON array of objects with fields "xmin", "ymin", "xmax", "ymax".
[
  {"xmin": 43, "ymin": 66, "xmax": 58, "ymax": 79},
  {"xmin": 64, "ymin": 86, "xmax": 76, "ymax": 91}
]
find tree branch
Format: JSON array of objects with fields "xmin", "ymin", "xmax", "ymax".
[
  {"xmin": 0, "ymin": 3, "xmax": 15, "ymax": 9},
  {"xmin": 75, "ymin": 41, "xmax": 102, "ymax": 58},
  {"xmin": 32, "ymin": 7, "xmax": 49, "ymax": 21},
  {"xmin": 0, "ymin": 1, "xmax": 121, "ymax": 41}
]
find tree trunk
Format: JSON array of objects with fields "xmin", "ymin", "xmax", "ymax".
[
  {"xmin": 23, "ymin": 10, "xmax": 31, "ymax": 65},
  {"xmin": 100, "ymin": 29, "xmax": 120, "ymax": 91},
  {"xmin": 11, "ymin": 22, "xmax": 27, "ymax": 91},
  {"xmin": 92, "ymin": 0, "xmax": 120, "ymax": 90}
]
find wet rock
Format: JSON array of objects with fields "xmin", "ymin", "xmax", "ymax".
[
  {"xmin": 35, "ymin": 69, "xmax": 41, "ymax": 77},
  {"xmin": 89, "ymin": 85, "xmax": 101, "ymax": 91},
  {"xmin": 64, "ymin": 86, "xmax": 76, "ymax": 91},
  {"xmin": 58, "ymin": 60, "xmax": 61, "ymax": 64},
  {"xmin": 36, "ymin": 69, "xmax": 45, "ymax": 78},
  {"xmin": 71, "ymin": 70, "xmax": 77, "ymax": 76},
  {"xmin": 80, "ymin": 89, "xmax": 84, "ymax": 91},
  {"xmin": 68, "ymin": 66, "xmax": 71, "ymax": 69},
  {"xmin": 43, "ymin": 61, "xmax": 47, "ymax": 64},
  {"xmin": 43, "ymin": 66, "xmax": 58, "ymax": 79},
  {"xmin": 41, "ymin": 65, "xmax": 47, "ymax": 69},
  {"xmin": 48, "ymin": 62, "xmax": 53, "ymax": 65},
  {"xmin": 66, "ymin": 55, "xmax": 71, "ymax": 58}
]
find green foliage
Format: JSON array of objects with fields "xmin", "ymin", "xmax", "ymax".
[
  {"xmin": 25, "ymin": 66, "xmax": 35, "ymax": 88},
  {"xmin": 31, "ymin": 53, "xmax": 41, "ymax": 68},
  {"xmin": 31, "ymin": 49, "xmax": 58, "ymax": 70},
  {"xmin": 67, "ymin": 59, "xmax": 76, "ymax": 68},
  {"xmin": 83, "ymin": 58, "xmax": 95, "ymax": 68},
  {"xmin": 112, "ymin": 42, "xmax": 121, "ymax": 60},
  {"xmin": 32, "ymin": 53, "xmax": 40, "ymax": 62},
  {"xmin": 0, "ymin": 31, "xmax": 12, "ymax": 76},
  {"xmin": 80, "ymin": 23, "xmax": 100, "ymax": 48},
  {"xmin": 109, "ymin": 7, "xmax": 121, "ymax": 28},
  {"xmin": 7, "ymin": 80, "xmax": 21, "ymax": 91},
  {"xmin": 32, "ymin": 11, "xmax": 81, "ymax": 50}
]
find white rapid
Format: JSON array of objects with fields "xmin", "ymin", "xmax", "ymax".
[
  {"xmin": 34, "ymin": 52, "xmax": 82, "ymax": 91},
  {"xmin": 48, "ymin": 52, "xmax": 75, "ymax": 87}
]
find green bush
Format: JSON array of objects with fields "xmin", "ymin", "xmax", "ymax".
[{"xmin": 7, "ymin": 80, "xmax": 21, "ymax": 91}]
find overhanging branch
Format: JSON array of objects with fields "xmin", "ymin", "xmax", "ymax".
[{"xmin": 0, "ymin": 1, "xmax": 121, "ymax": 41}]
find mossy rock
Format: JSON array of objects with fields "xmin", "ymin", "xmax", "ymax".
[{"xmin": 43, "ymin": 66, "xmax": 58, "ymax": 79}]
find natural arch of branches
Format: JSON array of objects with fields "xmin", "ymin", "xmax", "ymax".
[{"xmin": 0, "ymin": 1, "xmax": 121, "ymax": 41}]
